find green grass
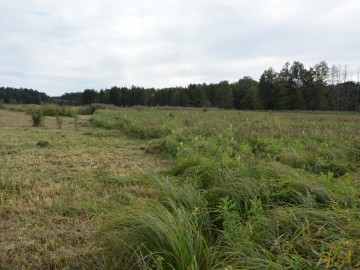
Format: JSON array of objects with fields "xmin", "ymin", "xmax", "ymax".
[
  {"xmin": 93, "ymin": 107, "xmax": 360, "ymax": 269},
  {"xmin": 1, "ymin": 106, "xmax": 360, "ymax": 269},
  {"xmin": 100, "ymin": 178, "xmax": 218, "ymax": 270}
]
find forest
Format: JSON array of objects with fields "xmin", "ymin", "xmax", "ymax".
[
  {"xmin": 0, "ymin": 87, "xmax": 52, "ymax": 105},
  {"xmin": 1, "ymin": 61, "xmax": 359, "ymax": 111}
]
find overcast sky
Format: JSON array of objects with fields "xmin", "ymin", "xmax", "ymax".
[{"xmin": 0, "ymin": 0, "xmax": 359, "ymax": 96}]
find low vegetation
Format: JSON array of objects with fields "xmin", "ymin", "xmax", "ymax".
[
  {"xmin": 1, "ymin": 105, "xmax": 359, "ymax": 269},
  {"xmin": 93, "ymin": 108, "xmax": 360, "ymax": 269},
  {"xmin": 0, "ymin": 109, "xmax": 166, "ymax": 269}
]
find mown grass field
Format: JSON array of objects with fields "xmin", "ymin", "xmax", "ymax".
[
  {"xmin": 1, "ymin": 106, "xmax": 360, "ymax": 269},
  {"xmin": 0, "ymin": 109, "xmax": 167, "ymax": 269}
]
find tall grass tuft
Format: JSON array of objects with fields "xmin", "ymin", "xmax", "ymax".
[
  {"xmin": 73, "ymin": 114, "xmax": 79, "ymax": 130},
  {"xmin": 100, "ymin": 178, "xmax": 221, "ymax": 270},
  {"xmin": 56, "ymin": 115, "xmax": 63, "ymax": 129}
]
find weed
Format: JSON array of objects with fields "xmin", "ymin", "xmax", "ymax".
[
  {"xmin": 56, "ymin": 115, "xmax": 63, "ymax": 129},
  {"xmin": 36, "ymin": 140, "xmax": 49, "ymax": 148},
  {"xmin": 74, "ymin": 114, "xmax": 79, "ymax": 130}
]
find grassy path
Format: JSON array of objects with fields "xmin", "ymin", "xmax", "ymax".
[{"xmin": 0, "ymin": 110, "xmax": 167, "ymax": 269}]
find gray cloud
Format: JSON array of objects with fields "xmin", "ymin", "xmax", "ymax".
[{"xmin": 0, "ymin": 0, "xmax": 359, "ymax": 96}]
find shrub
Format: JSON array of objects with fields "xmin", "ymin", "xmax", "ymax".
[
  {"xmin": 36, "ymin": 104, "xmax": 96, "ymax": 117},
  {"xmin": 42, "ymin": 103, "xmax": 62, "ymax": 116},
  {"xmin": 91, "ymin": 103, "xmax": 117, "ymax": 110},
  {"xmin": 27, "ymin": 107, "xmax": 45, "ymax": 127},
  {"xmin": 77, "ymin": 105, "xmax": 96, "ymax": 115}
]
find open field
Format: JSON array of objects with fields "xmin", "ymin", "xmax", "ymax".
[
  {"xmin": 1, "ymin": 106, "xmax": 360, "ymax": 269},
  {"xmin": 0, "ymin": 110, "xmax": 167, "ymax": 269}
]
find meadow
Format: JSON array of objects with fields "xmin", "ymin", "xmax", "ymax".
[{"xmin": 1, "ymin": 105, "xmax": 359, "ymax": 269}]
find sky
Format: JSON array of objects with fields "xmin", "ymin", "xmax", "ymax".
[{"xmin": 0, "ymin": 0, "xmax": 359, "ymax": 96}]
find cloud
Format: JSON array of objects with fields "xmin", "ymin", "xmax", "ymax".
[{"xmin": 0, "ymin": 0, "xmax": 359, "ymax": 95}]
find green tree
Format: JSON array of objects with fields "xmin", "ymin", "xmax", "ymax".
[
  {"xmin": 99, "ymin": 89, "xmax": 109, "ymax": 104},
  {"xmin": 310, "ymin": 61, "xmax": 328, "ymax": 110},
  {"xmin": 109, "ymin": 87, "xmax": 121, "ymax": 106},
  {"xmin": 171, "ymin": 88, "xmax": 189, "ymax": 107},
  {"xmin": 232, "ymin": 76, "xmax": 259, "ymax": 110},
  {"xmin": 258, "ymin": 68, "xmax": 277, "ymax": 109},
  {"xmin": 82, "ymin": 89, "xmax": 98, "ymax": 105},
  {"xmin": 187, "ymin": 84, "xmax": 206, "ymax": 107},
  {"xmin": 290, "ymin": 61, "xmax": 306, "ymax": 109},
  {"xmin": 216, "ymin": 81, "xmax": 233, "ymax": 109}
]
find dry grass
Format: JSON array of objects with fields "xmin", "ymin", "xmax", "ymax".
[{"xmin": 0, "ymin": 110, "xmax": 167, "ymax": 269}]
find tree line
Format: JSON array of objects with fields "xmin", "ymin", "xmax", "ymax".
[
  {"xmin": 0, "ymin": 87, "xmax": 52, "ymax": 104},
  {"xmin": 1, "ymin": 61, "xmax": 359, "ymax": 111},
  {"xmin": 258, "ymin": 61, "xmax": 360, "ymax": 111}
]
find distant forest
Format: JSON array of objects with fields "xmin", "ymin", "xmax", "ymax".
[
  {"xmin": 0, "ymin": 87, "xmax": 52, "ymax": 105},
  {"xmin": 1, "ymin": 61, "xmax": 359, "ymax": 111}
]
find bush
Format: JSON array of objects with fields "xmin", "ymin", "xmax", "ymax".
[
  {"xmin": 77, "ymin": 105, "xmax": 96, "ymax": 115},
  {"xmin": 91, "ymin": 103, "xmax": 117, "ymax": 110},
  {"xmin": 27, "ymin": 107, "xmax": 45, "ymax": 127},
  {"xmin": 39, "ymin": 104, "xmax": 96, "ymax": 117}
]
